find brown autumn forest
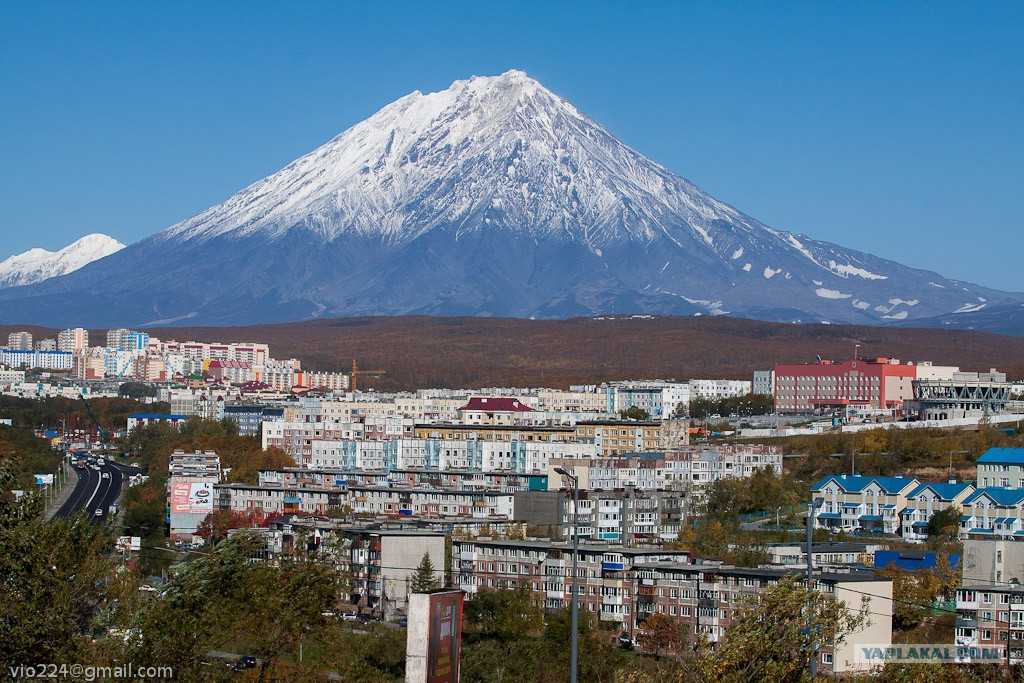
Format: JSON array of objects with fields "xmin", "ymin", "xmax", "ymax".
[{"xmin": 5, "ymin": 315, "xmax": 1024, "ymax": 391}]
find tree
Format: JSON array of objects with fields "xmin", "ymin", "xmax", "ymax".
[
  {"xmin": 702, "ymin": 576, "xmax": 869, "ymax": 682},
  {"xmin": 926, "ymin": 507, "xmax": 961, "ymax": 548},
  {"xmin": 619, "ymin": 406, "xmax": 650, "ymax": 421},
  {"xmin": 876, "ymin": 566, "xmax": 943, "ymax": 630},
  {"xmin": 636, "ymin": 613, "xmax": 687, "ymax": 657},
  {"xmin": 411, "ymin": 552, "xmax": 440, "ymax": 593}
]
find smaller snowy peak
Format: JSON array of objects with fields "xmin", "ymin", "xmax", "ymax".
[{"xmin": 0, "ymin": 233, "xmax": 124, "ymax": 288}]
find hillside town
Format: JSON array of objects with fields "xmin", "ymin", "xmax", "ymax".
[{"xmin": 3, "ymin": 325, "xmax": 1024, "ymax": 679}]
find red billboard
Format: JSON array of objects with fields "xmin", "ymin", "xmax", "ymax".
[
  {"xmin": 426, "ymin": 591, "xmax": 463, "ymax": 683},
  {"xmin": 169, "ymin": 479, "xmax": 214, "ymax": 514}
]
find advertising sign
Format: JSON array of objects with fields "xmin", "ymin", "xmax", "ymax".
[
  {"xmin": 34, "ymin": 473, "xmax": 54, "ymax": 486},
  {"xmin": 169, "ymin": 480, "xmax": 214, "ymax": 513},
  {"xmin": 426, "ymin": 591, "xmax": 464, "ymax": 683}
]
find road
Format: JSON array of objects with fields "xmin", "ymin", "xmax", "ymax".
[{"xmin": 55, "ymin": 460, "xmax": 135, "ymax": 523}]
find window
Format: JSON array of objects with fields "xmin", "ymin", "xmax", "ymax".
[{"xmin": 821, "ymin": 653, "xmax": 833, "ymax": 665}]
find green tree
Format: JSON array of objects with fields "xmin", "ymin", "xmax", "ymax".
[
  {"xmin": 619, "ymin": 406, "xmax": 650, "ymax": 420},
  {"xmin": 926, "ymin": 507, "xmax": 961, "ymax": 548},
  {"xmin": 411, "ymin": 552, "xmax": 440, "ymax": 593}
]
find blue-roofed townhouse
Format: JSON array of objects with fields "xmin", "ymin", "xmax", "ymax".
[
  {"xmin": 976, "ymin": 448, "xmax": 1024, "ymax": 489},
  {"xmin": 960, "ymin": 488, "xmax": 1024, "ymax": 538},
  {"xmin": 899, "ymin": 480, "xmax": 975, "ymax": 542},
  {"xmin": 811, "ymin": 475, "xmax": 920, "ymax": 535}
]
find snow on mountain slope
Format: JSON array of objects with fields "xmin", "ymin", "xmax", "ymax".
[
  {"xmin": 0, "ymin": 234, "xmax": 124, "ymax": 288},
  {"xmin": 0, "ymin": 71, "xmax": 1018, "ymax": 328}
]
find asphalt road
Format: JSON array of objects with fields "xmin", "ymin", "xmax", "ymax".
[{"xmin": 55, "ymin": 461, "xmax": 135, "ymax": 523}]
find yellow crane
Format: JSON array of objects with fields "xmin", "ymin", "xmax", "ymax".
[{"xmin": 350, "ymin": 358, "xmax": 386, "ymax": 392}]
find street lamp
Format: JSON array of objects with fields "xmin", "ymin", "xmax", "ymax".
[{"xmin": 554, "ymin": 466, "xmax": 579, "ymax": 683}]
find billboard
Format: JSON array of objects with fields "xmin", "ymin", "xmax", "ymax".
[
  {"xmin": 34, "ymin": 473, "xmax": 54, "ymax": 486},
  {"xmin": 426, "ymin": 591, "xmax": 463, "ymax": 683},
  {"xmin": 169, "ymin": 479, "xmax": 214, "ymax": 514}
]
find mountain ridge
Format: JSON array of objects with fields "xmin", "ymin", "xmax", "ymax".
[
  {"xmin": 0, "ymin": 233, "xmax": 124, "ymax": 288},
  {"xmin": 0, "ymin": 70, "xmax": 1016, "ymax": 328}
]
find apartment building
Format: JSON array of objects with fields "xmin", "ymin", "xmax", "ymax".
[
  {"xmin": 453, "ymin": 538, "xmax": 890, "ymax": 674},
  {"xmin": 899, "ymin": 481, "xmax": 975, "ymax": 542},
  {"xmin": 959, "ymin": 488, "xmax": 1024, "ymax": 538},
  {"xmin": 977, "ymin": 449, "xmax": 1024, "ymax": 489},
  {"xmin": 453, "ymin": 537, "xmax": 690, "ymax": 620},
  {"xmin": 811, "ymin": 475, "xmax": 921, "ymax": 535},
  {"xmin": 347, "ymin": 485, "xmax": 517, "ymax": 519},
  {"xmin": 57, "ymin": 327, "xmax": 89, "ymax": 353},
  {"xmin": 604, "ymin": 381, "xmax": 691, "ymax": 419},
  {"xmin": 391, "ymin": 468, "xmax": 548, "ymax": 492},
  {"xmin": 222, "ymin": 404, "xmax": 284, "ymax": 438},
  {"xmin": 961, "ymin": 538, "xmax": 1024, "ymax": 585},
  {"xmin": 688, "ymin": 378, "xmax": 752, "ymax": 400},
  {"xmin": 168, "ymin": 450, "xmax": 221, "ymax": 542},
  {"xmin": 457, "ymin": 396, "xmax": 536, "ymax": 425},
  {"xmin": 574, "ymin": 420, "xmax": 663, "ymax": 456},
  {"xmin": 414, "ymin": 422, "xmax": 578, "ymax": 443},
  {"xmin": 561, "ymin": 488, "xmax": 686, "ymax": 543},
  {"xmin": 659, "ymin": 445, "xmax": 783, "ymax": 495},
  {"xmin": 0, "ymin": 348, "xmax": 73, "ymax": 370},
  {"xmin": 954, "ymin": 584, "xmax": 1024, "ymax": 663},
  {"xmin": 216, "ymin": 481, "xmax": 346, "ymax": 516},
  {"xmin": 752, "ymin": 370, "xmax": 775, "ymax": 396},
  {"xmin": 6, "ymin": 331, "xmax": 32, "ymax": 350},
  {"xmin": 631, "ymin": 563, "xmax": 891, "ymax": 674}
]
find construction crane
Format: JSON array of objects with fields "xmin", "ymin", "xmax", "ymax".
[{"xmin": 350, "ymin": 358, "xmax": 386, "ymax": 392}]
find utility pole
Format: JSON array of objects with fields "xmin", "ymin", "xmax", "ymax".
[
  {"xmin": 807, "ymin": 500, "xmax": 820, "ymax": 679},
  {"xmin": 555, "ymin": 466, "xmax": 579, "ymax": 683}
]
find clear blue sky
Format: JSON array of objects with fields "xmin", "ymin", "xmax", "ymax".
[{"xmin": 1, "ymin": 2, "xmax": 1021, "ymax": 289}]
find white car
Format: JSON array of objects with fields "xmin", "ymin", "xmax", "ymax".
[
  {"xmin": 101, "ymin": 472, "xmax": 110, "ymax": 479},
  {"xmin": 94, "ymin": 509, "xmax": 103, "ymax": 517}
]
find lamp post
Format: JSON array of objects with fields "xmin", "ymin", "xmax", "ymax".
[
  {"xmin": 806, "ymin": 498, "xmax": 824, "ymax": 679},
  {"xmin": 555, "ymin": 466, "xmax": 579, "ymax": 683}
]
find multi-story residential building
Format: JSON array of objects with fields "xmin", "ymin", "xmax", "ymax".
[
  {"xmin": 0, "ymin": 348, "xmax": 73, "ymax": 370},
  {"xmin": 151, "ymin": 339, "xmax": 270, "ymax": 367},
  {"xmin": 126, "ymin": 412, "xmax": 188, "ymax": 431},
  {"xmin": 222, "ymin": 404, "xmax": 284, "ymax": 438},
  {"xmin": 414, "ymin": 422, "xmax": 578, "ymax": 443},
  {"xmin": 560, "ymin": 488, "xmax": 686, "ymax": 542},
  {"xmin": 811, "ymin": 474, "xmax": 921, "ymax": 535},
  {"xmin": 604, "ymin": 381, "xmax": 691, "ymax": 419},
  {"xmin": 688, "ymin": 378, "xmax": 752, "ymax": 400},
  {"xmin": 764, "ymin": 541, "xmax": 880, "ymax": 567},
  {"xmin": 954, "ymin": 583, "xmax": 1024, "ymax": 663},
  {"xmin": 6, "ymin": 331, "xmax": 32, "ymax": 350},
  {"xmin": 574, "ymin": 419, "xmax": 663, "ymax": 456},
  {"xmin": 631, "ymin": 563, "xmax": 891, "ymax": 674},
  {"xmin": 454, "ymin": 536, "xmax": 691, "ymax": 618},
  {"xmin": 658, "ymin": 445, "xmax": 783, "ymax": 497},
  {"xmin": 535, "ymin": 388, "xmax": 606, "ymax": 414},
  {"xmin": 0, "ymin": 367, "xmax": 27, "ymax": 386},
  {"xmin": 168, "ymin": 450, "xmax": 221, "ymax": 542},
  {"xmin": 453, "ymin": 538, "xmax": 891, "ymax": 674},
  {"xmin": 347, "ymin": 485, "xmax": 518, "ymax": 519},
  {"xmin": 216, "ymin": 481, "xmax": 346, "ymax": 516},
  {"xmin": 900, "ymin": 480, "xmax": 975, "ymax": 542},
  {"xmin": 961, "ymin": 538, "xmax": 1024, "ymax": 585},
  {"xmin": 774, "ymin": 357, "xmax": 957, "ymax": 414},
  {"xmin": 35, "ymin": 338, "xmax": 57, "ymax": 350},
  {"xmin": 57, "ymin": 327, "xmax": 89, "ymax": 353},
  {"xmin": 169, "ymin": 449, "xmax": 222, "ymax": 479},
  {"xmin": 391, "ymin": 468, "xmax": 548, "ymax": 492},
  {"xmin": 959, "ymin": 488, "xmax": 1024, "ymax": 538},
  {"xmin": 977, "ymin": 449, "xmax": 1024, "ymax": 489},
  {"xmin": 208, "ymin": 359, "xmax": 255, "ymax": 385},
  {"xmin": 752, "ymin": 370, "xmax": 775, "ymax": 396},
  {"xmin": 458, "ymin": 396, "xmax": 536, "ymax": 425}
]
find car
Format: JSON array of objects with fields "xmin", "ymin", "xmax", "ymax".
[
  {"xmin": 617, "ymin": 634, "xmax": 635, "ymax": 650},
  {"xmin": 230, "ymin": 656, "xmax": 257, "ymax": 671},
  {"xmin": 397, "ymin": 617, "xmax": 408, "ymax": 628},
  {"xmin": 94, "ymin": 509, "xmax": 103, "ymax": 517},
  {"xmin": 341, "ymin": 613, "xmax": 360, "ymax": 622},
  {"xmin": 101, "ymin": 472, "xmax": 110, "ymax": 479}
]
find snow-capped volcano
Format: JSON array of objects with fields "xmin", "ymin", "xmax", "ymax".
[
  {"xmin": 0, "ymin": 233, "xmax": 124, "ymax": 288},
  {"xmin": 0, "ymin": 70, "xmax": 1017, "ymax": 328}
]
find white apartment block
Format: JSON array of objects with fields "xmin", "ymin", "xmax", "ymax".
[
  {"xmin": 6, "ymin": 331, "xmax": 32, "ymax": 350},
  {"xmin": 57, "ymin": 327, "xmax": 89, "ymax": 353},
  {"xmin": 688, "ymin": 378, "xmax": 752, "ymax": 400},
  {"xmin": 0, "ymin": 348, "xmax": 73, "ymax": 370},
  {"xmin": 348, "ymin": 485, "xmax": 516, "ymax": 518}
]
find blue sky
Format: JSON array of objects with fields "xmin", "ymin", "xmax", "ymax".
[{"xmin": 1, "ymin": 2, "xmax": 1021, "ymax": 289}]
